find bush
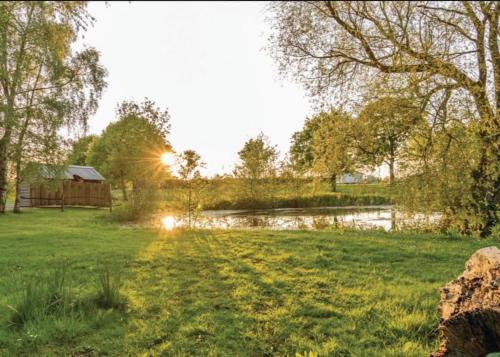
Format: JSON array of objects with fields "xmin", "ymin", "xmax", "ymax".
[{"xmin": 110, "ymin": 186, "xmax": 159, "ymax": 222}]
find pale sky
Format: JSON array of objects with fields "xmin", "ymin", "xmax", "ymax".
[{"xmin": 77, "ymin": 1, "xmax": 311, "ymax": 176}]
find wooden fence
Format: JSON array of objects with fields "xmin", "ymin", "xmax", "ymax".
[{"xmin": 29, "ymin": 181, "xmax": 112, "ymax": 209}]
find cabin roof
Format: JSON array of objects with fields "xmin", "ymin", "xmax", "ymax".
[
  {"xmin": 65, "ymin": 165, "xmax": 105, "ymax": 181},
  {"xmin": 35, "ymin": 164, "xmax": 105, "ymax": 181}
]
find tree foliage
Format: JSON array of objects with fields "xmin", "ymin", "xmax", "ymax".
[
  {"xmin": 68, "ymin": 135, "xmax": 97, "ymax": 165},
  {"xmin": 87, "ymin": 99, "xmax": 171, "ymax": 201},
  {"xmin": 234, "ymin": 132, "xmax": 278, "ymax": 202},
  {"xmin": 290, "ymin": 114, "xmax": 327, "ymax": 171},
  {"xmin": 268, "ymin": 1, "xmax": 500, "ymax": 235},
  {"xmin": 178, "ymin": 150, "xmax": 205, "ymax": 182},
  {"xmin": 311, "ymin": 111, "xmax": 355, "ymax": 192},
  {"xmin": 177, "ymin": 150, "xmax": 206, "ymax": 226},
  {"xmin": 355, "ymin": 97, "xmax": 422, "ymax": 185},
  {"xmin": 0, "ymin": 1, "xmax": 107, "ymax": 212}
]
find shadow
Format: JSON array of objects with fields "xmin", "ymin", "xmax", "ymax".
[{"xmin": 121, "ymin": 230, "xmax": 258, "ymax": 355}]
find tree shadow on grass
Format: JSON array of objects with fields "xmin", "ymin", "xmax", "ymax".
[
  {"xmin": 120, "ymin": 229, "xmax": 487, "ymax": 356},
  {"xmin": 122, "ymin": 229, "xmax": 265, "ymax": 356}
]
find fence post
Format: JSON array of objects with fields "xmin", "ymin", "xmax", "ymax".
[
  {"xmin": 109, "ymin": 183, "xmax": 112, "ymax": 212},
  {"xmin": 60, "ymin": 182, "xmax": 65, "ymax": 212}
]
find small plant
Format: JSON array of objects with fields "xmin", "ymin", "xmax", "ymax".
[
  {"xmin": 95, "ymin": 265, "xmax": 126, "ymax": 310},
  {"xmin": 7, "ymin": 279, "xmax": 43, "ymax": 328},
  {"xmin": 45, "ymin": 265, "xmax": 71, "ymax": 314}
]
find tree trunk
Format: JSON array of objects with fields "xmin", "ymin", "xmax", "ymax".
[
  {"xmin": 388, "ymin": 155, "xmax": 395, "ymax": 186},
  {"xmin": 13, "ymin": 115, "xmax": 32, "ymax": 213},
  {"xmin": 470, "ymin": 132, "xmax": 499, "ymax": 237},
  {"xmin": 390, "ymin": 210, "xmax": 396, "ymax": 230},
  {"xmin": 330, "ymin": 174, "xmax": 337, "ymax": 192},
  {"xmin": 187, "ymin": 180, "xmax": 192, "ymax": 228},
  {"xmin": 120, "ymin": 173, "xmax": 128, "ymax": 201},
  {"xmin": 0, "ymin": 133, "xmax": 10, "ymax": 214},
  {"xmin": 13, "ymin": 158, "xmax": 22, "ymax": 213}
]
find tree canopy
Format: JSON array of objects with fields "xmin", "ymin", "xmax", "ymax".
[
  {"xmin": 234, "ymin": 132, "xmax": 278, "ymax": 202},
  {"xmin": 0, "ymin": 1, "xmax": 107, "ymax": 212},
  {"xmin": 290, "ymin": 114, "xmax": 327, "ymax": 171},
  {"xmin": 355, "ymin": 97, "xmax": 422, "ymax": 185},
  {"xmin": 68, "ymin": 135, "xmax": 97, "ymax": 166},
  {"xmin": 311, "ymin": 111, "xmax": 355, "ymax": 192},
  {"xmin": 235, "ymin": 132, "xmax": 278, "ymax": 181},
  {"xmin": 87, "ymin": 99, "xmax": 171, "ymax": 200},
  {"xmin": 268, "ymin": 1, "xmax": 500, "ymax": 235}
]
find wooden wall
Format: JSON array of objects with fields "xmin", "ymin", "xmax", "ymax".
[
  {"xmin": 19, "ymin": 182, "xmax": 32, "ymax": 207},
  {"xmin": 29, "ymin": 181, "xmax": 111, "ymax": 208}
]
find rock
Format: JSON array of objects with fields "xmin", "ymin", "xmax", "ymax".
[{"xmin": 433, "ymin": 246, "xmax": 500, "ymax": 357}]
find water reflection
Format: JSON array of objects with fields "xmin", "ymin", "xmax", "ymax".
[
  {"xmin": 159, "ymin": 206, "xmax": 437, "ymax": 231},
  {"xmin": 161, "ymin": 216, "xmax": 176, "ymax": 230}
]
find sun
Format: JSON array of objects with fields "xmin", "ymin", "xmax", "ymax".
[{"xmin": 160, "ymin": 152, "xmax": 176, "ymax": 166}]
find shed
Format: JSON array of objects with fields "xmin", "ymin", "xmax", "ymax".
[
  {"xmin": 339, "ymin": 172, "xmax": 364, "ymax": 184},
  {"xmin": 20, "ymin": 165, "xmax": 111, "ymax": 209}
]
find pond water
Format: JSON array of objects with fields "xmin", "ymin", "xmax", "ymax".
[{"xmin": 160, "ymin": 206, "xmax": 438, "ymax": 231}]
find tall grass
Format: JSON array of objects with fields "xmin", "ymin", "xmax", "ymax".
[
  {"xmin": 5, "ymin": 264, "xmax": 125, "ymax": 330},
  {"xmin": 95, "ymin": 265, "xmax": 126, "ymax": 310},
  {"xmin": 7, "ymin": 266, "xmax": 76, "ymax": 328}
]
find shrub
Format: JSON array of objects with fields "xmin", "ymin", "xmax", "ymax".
[{"xmin": 110, "ymin": 186, "xmax": 159, "ymax": 222}]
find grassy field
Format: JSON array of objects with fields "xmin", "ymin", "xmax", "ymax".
[{"xmin": 0, "ymin": 209, "xmax": 496, "ymax": 356}]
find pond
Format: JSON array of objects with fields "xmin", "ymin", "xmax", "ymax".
[{"xmin": 160, "ymin": 206, "xmax": 438, "ymax": 231}]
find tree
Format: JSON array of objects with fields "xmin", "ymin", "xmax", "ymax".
[
  {"xmin": 311, "ymin": 111, "xmax": 355, "ymax": 192},
  {"xmin": 177, "ymin": 150, "xmax": 206, "ymax": 227},
  {"xmin": 268, "ymin": 1, "xmax": 500, "ymax": 236},
  {"xmin": 398, "ymin": 99, "xmax": 484, "ymax": 232},
  {"xmin": 87, "ymin": 99, "xmax": 171, "ymax": 201},
  {"xmin": 234, "ymin": 132, "xmax": 278, "ymax": 203},
  {"xmin": 279, "ymin": 154, "xmax": 309, "ymax": 205},
  {"xmin": 0, "ymin": 2, "xmax": 107, "ymax": 213},
  {"xmin": 68, "ymin": 135, "xmax": 97, "ymax": 165},
  {"xmin": 290, "ymin": 114, "xmax": 327, "ymax": 171},
  {"xmin": 355, "ymin": 97, "xmax": 422, "ymax": 185}
]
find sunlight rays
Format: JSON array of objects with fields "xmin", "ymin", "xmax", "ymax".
[{"xmin": 161, "ymin": 152, "xmax": 176, "ymax": 167}]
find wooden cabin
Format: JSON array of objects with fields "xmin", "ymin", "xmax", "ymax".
[{"xmin": 20, "ymin": 165, "xmax": 111, "ymax": 209}]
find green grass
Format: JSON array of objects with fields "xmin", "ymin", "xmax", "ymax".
[
  {"xmin": 0, "ymin": 209, "xmax": 496, "ymax": 356},
  {"xmin": 202, "ymin": 191, "xmax": 390, "ymax": 210},
  {"xmin": 155, "ymin": 180, "xmax": 393, "ymax": 211}
]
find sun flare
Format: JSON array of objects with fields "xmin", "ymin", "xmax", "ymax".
[{"xmin": 160, "ymin": 152, "xmax": 176, "ymax": 166}]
